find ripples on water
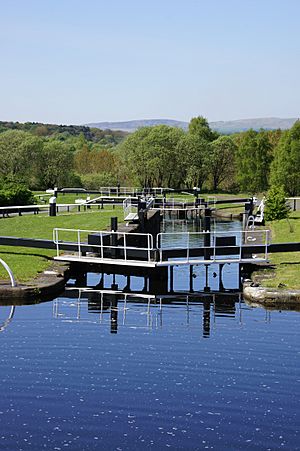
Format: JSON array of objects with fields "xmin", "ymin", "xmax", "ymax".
[
  {"xmin": 0, "ymin": 220, "xmax": 299, "ymax": 450},
  {"xmin": 0, "ymin": 298, "xmax": 299, "ymax": 450}
]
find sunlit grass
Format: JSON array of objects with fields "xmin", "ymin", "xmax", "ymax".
[
  {"xmin": 256, "ymin": 212, "xmax": 300, "ymax": 289},
  {"xmin": 0, "ymin": 208, "xmax": 123, "ymax": 282}
]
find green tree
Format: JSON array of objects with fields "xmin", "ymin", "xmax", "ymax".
[
  {"xmin": 121, "ymin": 125, "xmax": 184, "ymax": 187},
  {"xmin": 178, "ymin": 133, "xmax": 210, "ymax": 189},
  {"xmin": 39, "ymin": 141, "xmax": 74, "ymax": 188},
  {"xmin": 235, "ymin": 129, "xmax": 273, "ymax": 193},
  {"xmin": 270, "ymin": 121, "xmax": 300, "ymax": 196},
  {"xmin": 209, "ymin": 136, "xmax": 236, "ymax": 190},
  {"xmin": 188, "ymin": 116, "xmax": 218, "ymax": 142},
  {"xmin": 0, "ymin": 130, "xmax": 42, "ymax": 185},
  {"xmin": 264, "ymin": 185, "xmax": 290, "ymax": 221}
]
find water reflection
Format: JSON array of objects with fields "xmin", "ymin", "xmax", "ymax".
[
  {"xmin": 53, "ymin": 289, "xmax": 251, "ymax": 338},
  {"xmin": 0, "ymin": 305, "xmax": 15, "ymax": 332}
]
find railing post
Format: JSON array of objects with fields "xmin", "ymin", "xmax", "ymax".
[
  {"xmin": 100, "ymin": 232, "xmax": 104, "ymax": 259},
  {"xmin": 147, "ymin": 234, "xmax": 151, "ymax": 262},
  {"xmin": 124, "ymin": 233, "xmax": 127, "ymax": 261},
  {"xmin": 78, "ymin": 230, "xmax": 81, "ymax": 257},
  {"xmin": 239, "ymin": 231, "xmax": 242, "ymax": 260}
]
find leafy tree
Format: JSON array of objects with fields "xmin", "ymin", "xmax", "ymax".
[
  {"xmin": 188, "ymin": 116, "xmax": 218, "ymax": 142},
  {"xmin": 235, "ymin": 129, "xmax": 273, "ymax": 193},
  {"xmin": 120, "ymin": 127, "xmax": 153, "ymax": 186},
  {"xmin": 38, "ymin": 141, "xmax": 74, "ymax": 188},
  {"xmin": 121, "ymin": 125, "xmax": 184, "ymax": 187},
  {"xmin": 270, "ymin": 121, "xmax": 300, "ymax": 196},
  {"xmin": 0, "ymin": 130, "xmax": 42, "ymax": 184},
  {"xmin": 74, "ymin": 144, "xmax": 94, "ymax": 174},
  {"xmin": 178, "ymin": 133, "xmax": 210, "ymax": 189},
  {"xmin": 209, "ymin": 136, "xmax": 236, "ymax": 190},
  {"xmin": 264, "ymin": 185, "xmax": 290, "ymax": 221}
]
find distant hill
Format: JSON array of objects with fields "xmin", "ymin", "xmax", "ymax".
[
  {"xmin": 87, "ymin": 119, "xmax": 188, "ymax": 132},
  {"xmin": 87, "ymin": 117, "xmax": 298, "ymax": 134}
]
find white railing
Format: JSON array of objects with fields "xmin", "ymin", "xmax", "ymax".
[
  {"xmin": 53, "ymin": 228, "xmax": 154, "ymax": 262},
  {"xmin": 123, "ymin": 197, "xmax": 138, "ymax": 220},
  {"xmin": 156, "ymin": 230, "xmax": 270, "ymax": 263},
  {"xmin": 286, "ymin": 197, "xmax": 300, "ymax": 211}
]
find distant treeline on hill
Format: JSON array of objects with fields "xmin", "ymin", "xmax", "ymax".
[{"xmin": 0, "ymin": 121, "xmax": 127, "ymax": 145}]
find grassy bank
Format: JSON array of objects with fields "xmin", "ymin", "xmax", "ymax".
[
  {"xmin": 255, "ymin": 212, "xmax": 300, "ymax": 289},
  {"xmin": 0, "ymin": 208, "xmax": 123, "ymax": 282}
]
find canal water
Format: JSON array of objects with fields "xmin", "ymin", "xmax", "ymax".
[{"xmin": 0, "ymin": 219, "xmax": 299, "ymax": 450}]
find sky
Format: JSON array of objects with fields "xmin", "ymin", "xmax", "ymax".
[{"xmin": 1, "ymin": 0, "xmax": 299, "ymax": 125}]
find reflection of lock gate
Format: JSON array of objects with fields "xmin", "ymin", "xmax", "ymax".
[{"xmin": 52, "ymin": 289, "xmax": 272, "ymax": 336}]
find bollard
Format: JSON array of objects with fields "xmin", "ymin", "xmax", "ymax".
[{"xmin": 49, "ymin": 196, "xmax": 57, "ymax": 216}]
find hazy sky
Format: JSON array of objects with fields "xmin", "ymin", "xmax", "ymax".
[{"xmin": 1, "ymin": 0, "xmax": 299, "ymax": 124}]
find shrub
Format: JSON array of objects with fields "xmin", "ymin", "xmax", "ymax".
[
  {"xmin": 0, "ymin": 183, "xmax": 35, "ymax": 206},
  {"xmin": 264, "ymin": 185, "xmax": 290, "ymax": 221}
]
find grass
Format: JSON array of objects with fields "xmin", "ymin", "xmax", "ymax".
[
  {"xmin": 255, "ymin": 212, "xmax": 300, "ymax": 289},
  {"xmin": 0, "ymin": 208, "xmax": 123, "ymax": 282}
]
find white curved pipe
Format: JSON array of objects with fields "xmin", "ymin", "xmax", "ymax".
[{"xmin": 0, "ymin": 258, "xmax": 17, "ymax": 287}]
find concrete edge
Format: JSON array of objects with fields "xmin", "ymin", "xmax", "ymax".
[
  {"xmin": 211, "ymin": 210, "xmax": 242, "ymax": 220},
  {"xmin": 0, "ymin": 261, "xmax": 70, "ymax": 301},
  {"xmin": 243, "ymin": 280, "xmax": 300, "ymax": 307}
]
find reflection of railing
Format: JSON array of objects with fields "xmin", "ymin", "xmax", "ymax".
[
  {"xmin": 53, "ymin": 228, "xmax": 154, "ymax": 262},
  {"xmin": 0, "ymin": 258, "xmax": 16, "ymax": 332},
  {"xmin": 53, "ymin": 289, "xmax": 160, "ymax": 329},
  {"xmin": 156, "ymin": 230, "xmax": 270, "ymax": 264}
]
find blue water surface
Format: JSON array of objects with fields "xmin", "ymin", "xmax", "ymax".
[
  {"xmin": 0, "ymin": 219, "xmax": 299, "ymax": 450},
  {"xmin": 0, "ymin": 298, "xmax": 299, "ymax": 450}
]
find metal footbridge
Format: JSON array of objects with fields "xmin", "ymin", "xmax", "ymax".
[{"xmin": 52, "ymin": 228, "xmax": 271, "ymax": 268}]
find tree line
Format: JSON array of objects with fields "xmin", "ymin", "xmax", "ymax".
[{"xmin": 0, "ymin": 117, "xmax": 299, "ymax": 200}]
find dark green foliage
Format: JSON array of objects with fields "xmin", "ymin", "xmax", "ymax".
[
  {"xmin": 264, "ymin": 185, "xmax": 290, "ymax": 221},
  {"xmin": 270, "ymin": 121, "xmax": 300, "ymax": 196},
  {"xmin": 0, "ymin": 182, "xmax": 34, "ymax": 206},
  {"xmin": 188, "ymin": 116, "xmax": 219, "ymax": 142}
]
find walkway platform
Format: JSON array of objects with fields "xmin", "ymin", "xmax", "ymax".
[
  {"xmin": 54, "ymin": 254, "xmax": 157, "ymax": 268},
  {"xmin": 54, "ymin": 254, "xmax": 267, "ymax": 268}
]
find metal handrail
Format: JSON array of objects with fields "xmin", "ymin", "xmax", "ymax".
[
  {"xmin": 156, "ymin": 230, "xmax": 270, "ymax": 263},
  {"xmin": 53, "ymin": 228, "xmax": 154, "ymax": 261}
]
